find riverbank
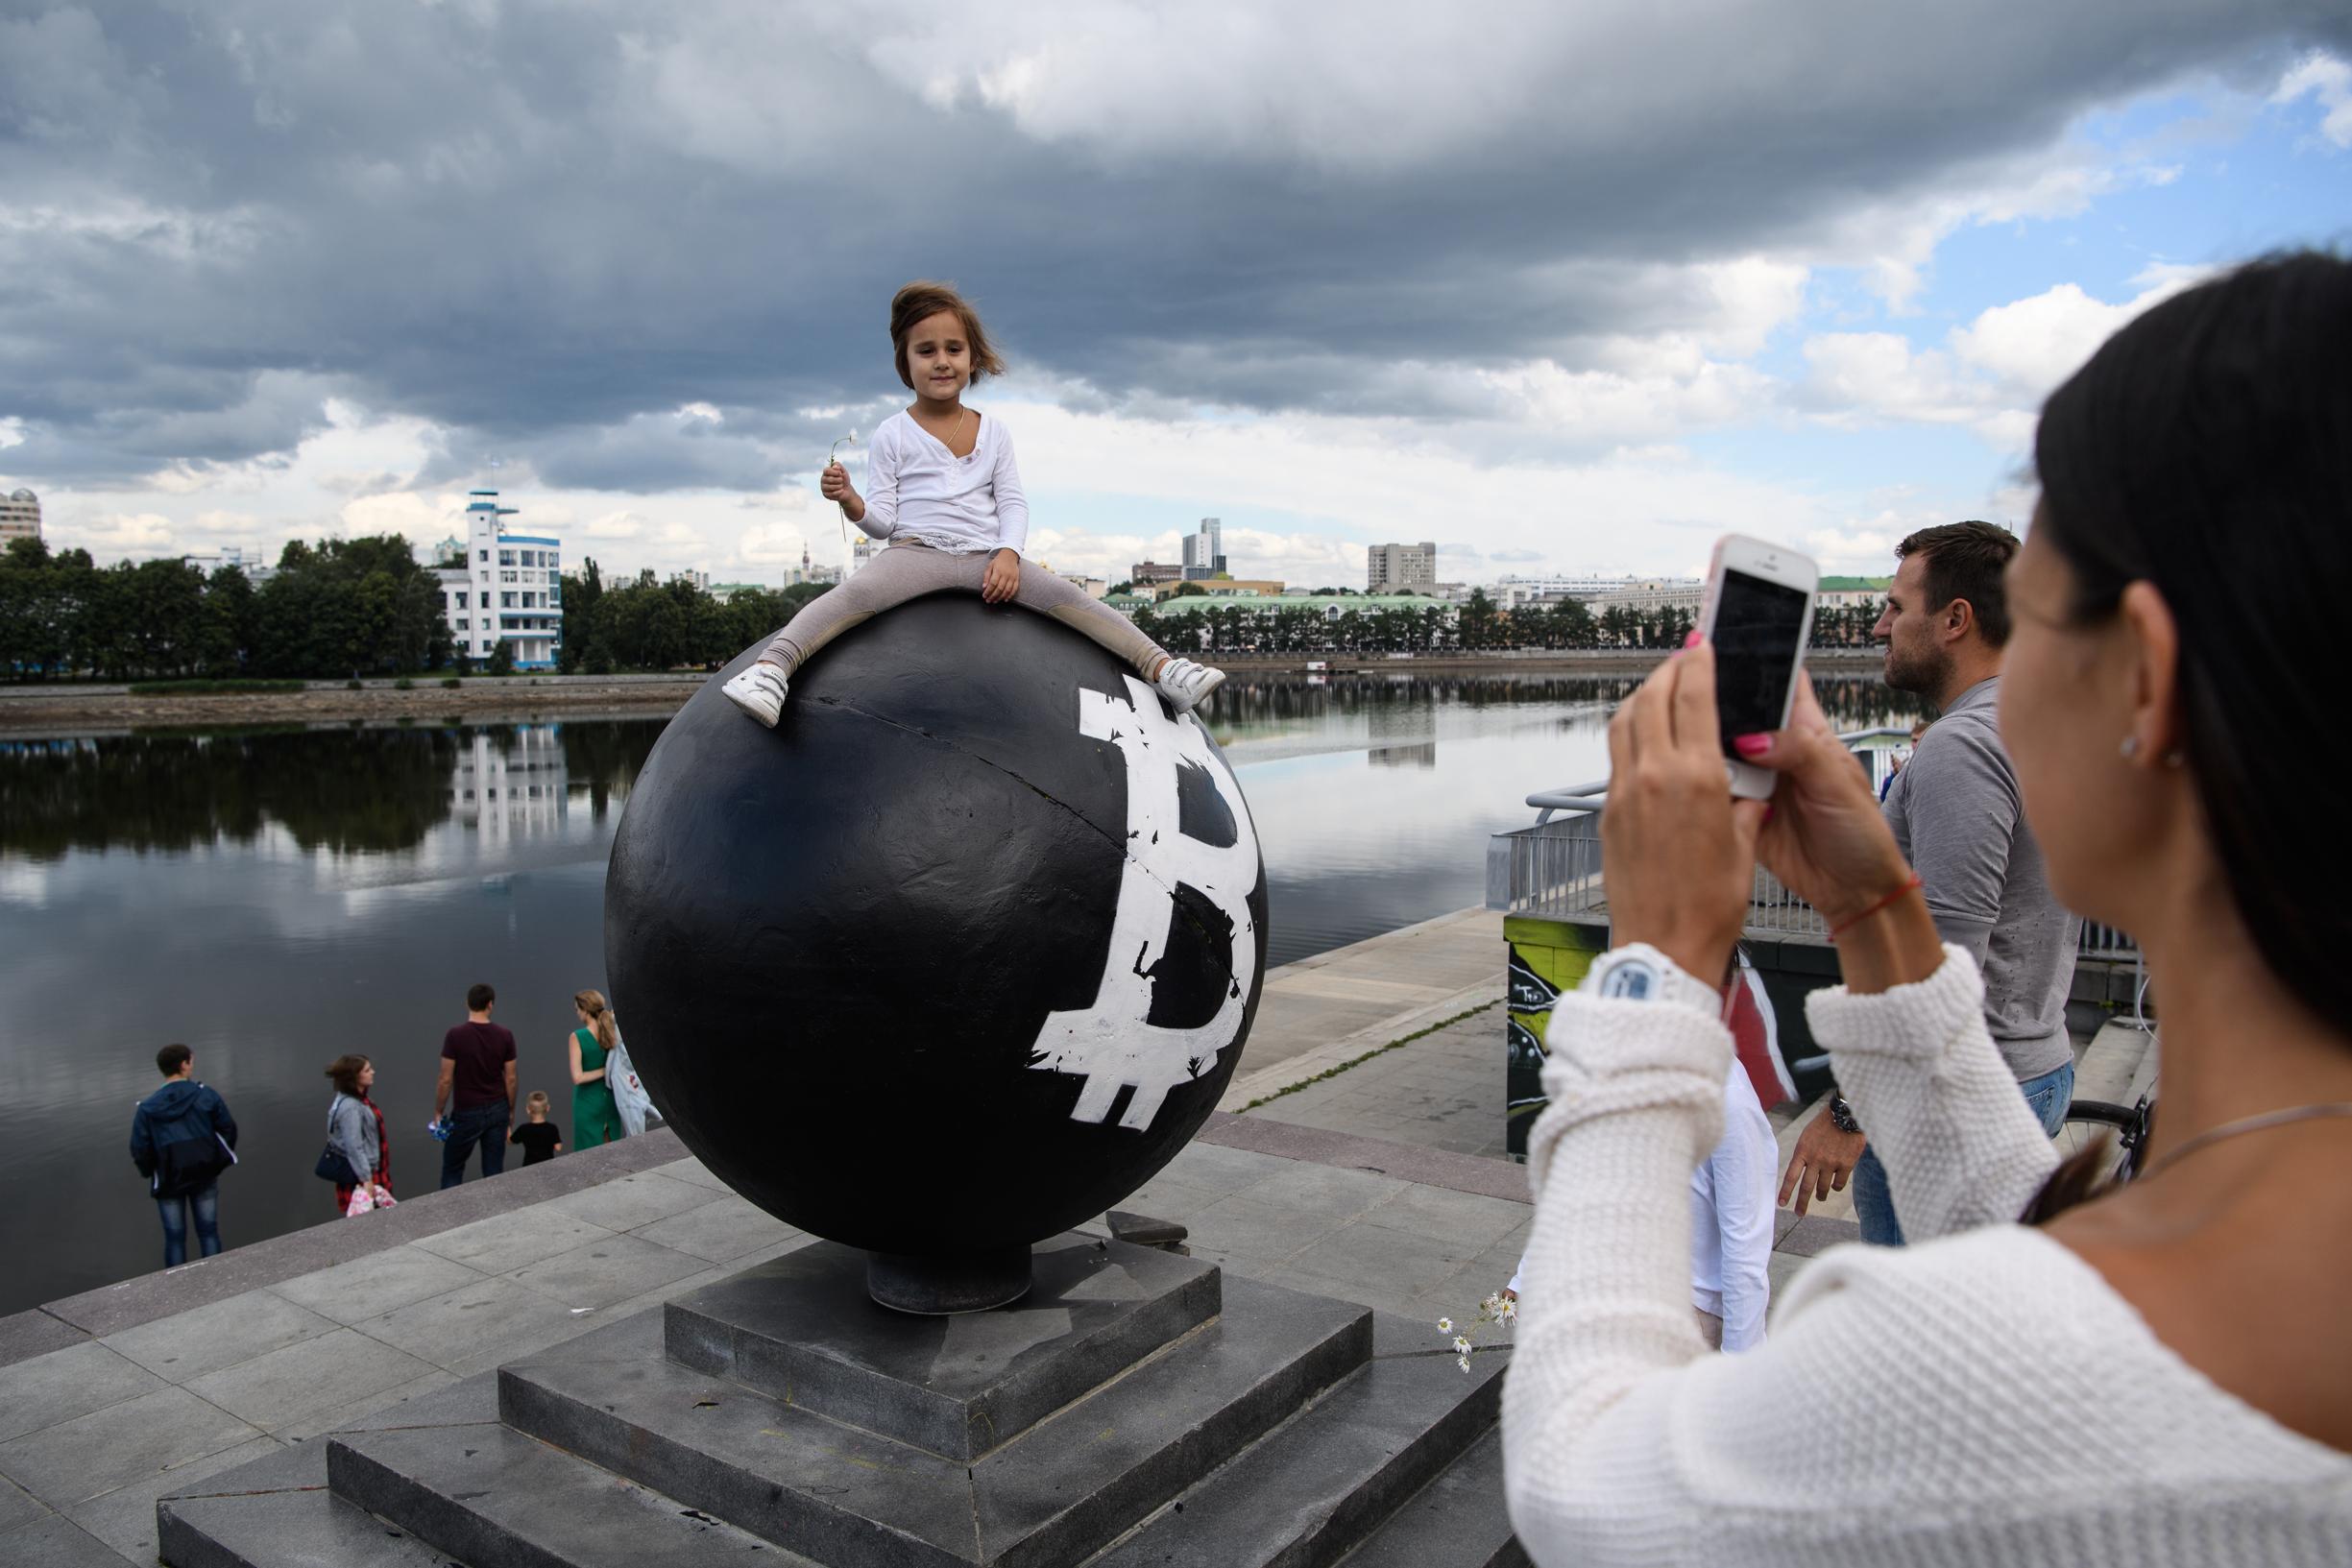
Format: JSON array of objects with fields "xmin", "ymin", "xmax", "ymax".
[
  {"xmin": 0, "ymin": 649, "xmax": 1885, "ymax": 732},
  {"xmin": 0, "ymin": 673, "xmax": 703, "ymax": 734}
]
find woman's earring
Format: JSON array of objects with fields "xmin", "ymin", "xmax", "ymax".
[{"xmin": 2120, "ymin": 736, "xmax": 2142, "ymax": 760}]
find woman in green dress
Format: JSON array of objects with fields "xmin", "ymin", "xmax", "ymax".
[{"xmin": 569, "ymin": 989, "xmax": 625, "ymax": 1149}]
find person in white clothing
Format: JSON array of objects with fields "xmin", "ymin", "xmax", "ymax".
[
  {"xmin": 1503, "ymin": 253, "xmax": 2352, "ymax": 1566},
  {"xmin": 1506, "ymin": 957, "xmax": 1780, "ymax": 1353},
  {"xmin": 724, "ymin": 281, "xmax": 1221, "ymax": 726}
]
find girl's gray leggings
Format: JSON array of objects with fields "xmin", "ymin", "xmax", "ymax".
[{"xmin": 761, "ymin": 541, "xmax": 1169, "ymax": 678}]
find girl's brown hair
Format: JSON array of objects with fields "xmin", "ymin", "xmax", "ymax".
[
  {"xmin": 573, "ymin": 988, "xmax": 618, "ymax": 1054},
  {"xmin": 325, "ymin": 1054, "xmax": 371, "ymax": 1097},
  {"xmin": 890, "ymin": 280, "xmax": 1006, "ymax": 390}
]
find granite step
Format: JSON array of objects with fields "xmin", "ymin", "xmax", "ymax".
[
  {"xmin": 1336, "ymin": 1424, "xmax": 1527, "ymax": 1568},
  {"xmin": 497, "ymin": 1272, "xmax": 1372, "ymax": 1568},
  {"xmin": 156, "ymin": 1485, "xmax": 466, "ymax": 1568},
  {"xmin": 1083, "ymin": 1320, "xmax": 1509, "ymax": 1568},
  {"xmin": 329, "ymin": 1419, "xmax": 816, "ymax": 1568},
  {"xmin": 664, "ymin": 1233, "xmax": 1223, "ymax": 1460}
]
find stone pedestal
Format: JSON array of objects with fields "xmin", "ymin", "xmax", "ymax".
[{"xmin": 158, "ymin": 1234, "xmax": 1523, "ymax": 1567}]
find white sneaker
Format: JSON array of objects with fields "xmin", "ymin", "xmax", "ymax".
[
  {"xmin": 722, "ymin": 663, "xmax": 789, "ymax": 727},
  {"xmin": 1153, "ymin": 658, "xmax": 1224, "ymax": 713}
]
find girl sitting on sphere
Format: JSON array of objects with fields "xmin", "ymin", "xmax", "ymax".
[{"xmin": 723, "ymin": 280, "xmax": 1224, "ymax": 728}]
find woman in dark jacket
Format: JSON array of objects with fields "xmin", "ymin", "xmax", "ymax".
[
  {"xmin": 325, "ymin": 1054, "xmax": 392, "ymax": 1216},
  {"xmin": 129, "ymin": 1043, "xmax": 238, "ymax": 1266}
]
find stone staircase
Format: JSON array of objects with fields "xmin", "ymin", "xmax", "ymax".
[{"xmin": 159, "ymin": 1233, "xmax": 1524, "ymax": 1567}]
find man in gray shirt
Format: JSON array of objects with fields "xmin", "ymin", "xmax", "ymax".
[{"xmin": 1779, "ymin": 520, "xmax": 2081, "ymax": 1244}]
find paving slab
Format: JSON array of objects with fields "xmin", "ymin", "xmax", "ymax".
[
  {"xmin": 1180, "ymin": 1193, "xmax": 1353, "ymax": 1261},
  {"xmin": 275, "ymin": 1370, "xmax": 463, "ymax": 1443},
  {"xmin": 0, "ymin": 1512, "xmax": 127, "ymax": 1567},
  {"xmin": 625, "ymin": 1193, "xmax": 802, "ymax": 1263},
  {"xmin": 1155, "ymin": 1140, "xmax": 1289, "ymax": 1195},
  {"xmin": 352, "ymin": 1271, "xmax": 590, "ymax": 1376},
  {"xmin": 0, "ymin": 1341, "xmax": 167, "ymax": 1446},
  {"xmin": 1240, "ymin": 1158, "xmax": 1412, "ymax": 1222},
  {"xmin": 544, "ymin": 1170, "xmax": 714, "ymax": 1232},
  {"xmin": 502, "ymin": 1230, "xmax": 709, "ymax": 1310},
  {"xmin": 264, "ymin": 1246, "xmax": 486, "ymax": 1326},
  {"xmin": 409, "ymin": 1203, "xmax": 617, "ymax": 1272},
  {"xmin": 0, "ymin": 1385, "xmax": 263, "ymax": 1509},
  {"xmin": 101, "ymin": 1289, "xmax": 341, "ymax": 1386},
  {"xmin": 183, "ymin": 1327, "xmax": 440, "ymax": 1436},
  {"xmin": 652, "ymin": 1154, "xmax": 735, "ymax": 1193},
  {"xmin": 0, "ymin": 1311, "xmax": 87, "ymax": 1372},
  {"xmin": 1361, "ymin": 1181, "xmax": 1530, "ymax": 1250},
  {"xmin": 0, "ymin": 1472, "xmax": 46, "ymax": 1534}
]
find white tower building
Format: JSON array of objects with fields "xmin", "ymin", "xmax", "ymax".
[{"xmin": 436, "ymin": 490, "xmax": 563, "ymax": 668}]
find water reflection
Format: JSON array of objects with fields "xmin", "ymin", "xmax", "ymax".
[
  {"xmin": 0, "ymin": 720, "xmax": 657, "ymax": 866},
  {"xmin": 0, "ymin": 674, "xmax": 1914, "ymax": 1315}
]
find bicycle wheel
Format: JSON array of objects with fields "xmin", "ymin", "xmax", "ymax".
[{"xmin": 2053, "ymin": 1098, "xmax": 2146, "ymax": 1189}]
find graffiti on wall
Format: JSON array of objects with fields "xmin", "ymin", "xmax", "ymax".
[{"xmin": 1504, "ymin": 917, "xmax": 1609, "ymax": 1161}]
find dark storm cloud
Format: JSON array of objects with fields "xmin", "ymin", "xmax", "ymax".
[{"xmin": 0, "ymin": 0, "xmax": 2343, "ymax": 487}]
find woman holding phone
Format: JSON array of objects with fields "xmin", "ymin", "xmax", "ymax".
[{"xmin": 1503, "ymin": 253, "xmax": 2352, "ymax": 1562}]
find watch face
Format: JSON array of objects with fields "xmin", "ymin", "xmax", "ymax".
[{"xmin": 1598, "ymin": 960, "xmax": 1661, "ymax": 1001}]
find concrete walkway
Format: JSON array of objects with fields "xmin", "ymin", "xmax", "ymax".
[
  {"xmin": 1223, "ymin": 905, "xmax": 1506, "ymax": 1103},
  {"xmin": 8, "ymin": 909, "xmax": 2146, "ymax": 1565}
]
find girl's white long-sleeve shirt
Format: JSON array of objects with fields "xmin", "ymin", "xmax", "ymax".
[
  {"xmin": 1502, "ymin": 945, "xmax": 2352, "ymax": 1566},
  {"xmin": 853, "ymin": 409, "xmax": 1030, "ymax": 558}
]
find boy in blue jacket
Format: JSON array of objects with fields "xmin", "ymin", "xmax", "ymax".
[{"xmin": 130, "ymin": 1044, "xmax": 239, "ymax": 1266}]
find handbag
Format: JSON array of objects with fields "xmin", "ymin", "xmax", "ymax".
[{"xmin": 315, "ymin": 1098, "xmax": 360, "ymax": 1185}]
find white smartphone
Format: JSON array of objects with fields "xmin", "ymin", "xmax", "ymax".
[{"xmin": 1699, "ymin": 534, "xmax": 1819, "ymax": 799}]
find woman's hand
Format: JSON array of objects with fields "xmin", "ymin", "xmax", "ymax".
[
  {"xmin": 982, "ymin": 549, "xmax": 1021, "ymax": 604},
  {"xmin": 1600, "ymin": 638, "xmax": 1765, "ymax": 985},
  {"xmin": 1732, "ymin": 679, "xmax": 1913, "ymax": 927}
]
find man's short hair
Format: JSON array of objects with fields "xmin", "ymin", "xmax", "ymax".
[
  {"xmin": 467, "ymin": 982, "xmax": 496, "ymax": 1012},
  {"xmin": 1895, "ymin": 520, "xmax": 2020, "ymax": 648},
  {"xmin": 157, "ymin": 1043, "xmax": 192, "ymax": 1077}
]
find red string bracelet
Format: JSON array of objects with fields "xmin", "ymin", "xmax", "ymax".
[{"xmin": 1827, "ymin": 873, "xmax": 1924, "ymax": 942}]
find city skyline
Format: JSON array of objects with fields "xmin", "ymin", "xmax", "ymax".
[{"xmin": 1, "ymin": 6, "xmax": 2344, "ymax": 590}]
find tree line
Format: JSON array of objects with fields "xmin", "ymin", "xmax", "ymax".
[
  {"xmin": 0, "ymin": 530, "xmax": 1889, "ymax": 680},
  {"xmin": 0, "ymin": 535, "xmax": 451, "ymax": 681}
]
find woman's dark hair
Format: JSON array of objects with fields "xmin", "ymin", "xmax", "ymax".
[
  {"xmin": 2027, "ymin": 252, "xmax": 2351, "ymax": 1216},
  {"xmin": 326, "ymin": 1054, "xmax": 371, "ymax": 1097}
]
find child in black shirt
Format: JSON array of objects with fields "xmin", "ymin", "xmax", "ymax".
[{"xmin": 509, "ymin": 1090, "xmax": 564, "ymax": 1166}]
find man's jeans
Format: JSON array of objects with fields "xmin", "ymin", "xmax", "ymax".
[
  {"xmin": 157, "ymin": 1183, "xmax": 222, "ymax": 1267},
  {"xmin": 440, "ymin": 1100, "xmax": 510, "ymax": 1190},
  {"xmin": 1851, "ymin": 1059, "xmax": 2074, "ymax": 1246}
]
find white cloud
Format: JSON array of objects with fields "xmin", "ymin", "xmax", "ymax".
[
  {"xmin": 0, "ymin": 417, "xmax": 23, "ymax": 450},
  {"xmin": 1799, "ymin": 272, "xmax": 2205, "ymax": 447},
  {"xmin": 2274, "ymin": 51, "xmax": 2352, "ymax": 147}
]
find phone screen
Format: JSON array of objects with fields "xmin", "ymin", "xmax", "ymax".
[{"xmin": 1712, "ymin": 568, "xmax": 1810, "ymax": 756}]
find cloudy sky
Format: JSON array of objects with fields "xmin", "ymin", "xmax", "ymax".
[{"xmin": 3, "ymin": 2, "xmax": 2347, "ymax": 588}]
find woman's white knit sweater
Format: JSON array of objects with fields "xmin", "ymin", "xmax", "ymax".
[{"xmin": 1502, "ymin": 946, "xmax": 2352, "ymax": 1566}]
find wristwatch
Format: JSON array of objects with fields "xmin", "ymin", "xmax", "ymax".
[
  {"xmin": 1578, "ymin": 943, "xmax": 1723, "ymax": 1019},
  {"xmin": 1828, "ymin": 1094, "xmax": 1863, "ymax": 1134}
]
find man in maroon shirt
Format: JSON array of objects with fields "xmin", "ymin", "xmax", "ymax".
[{"xmin": 436, "ymin": 982, "xmax": 519, "ymax": 1189}]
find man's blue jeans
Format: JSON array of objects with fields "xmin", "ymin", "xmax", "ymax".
[
  {"xmin": 1851, "ymin": 1059, "xmax": 2073, "ymax": 1246},
  {"xmin": 157, "ymin": 1183, "xmax": 222, "ymax": 1266},
  {"xmin": 439, "ymin": 1100, "xmax": 510, "ymax": 1190}
]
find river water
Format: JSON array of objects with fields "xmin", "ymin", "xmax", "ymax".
[{"xmin": 0, "ymin": 672, "xmax": 1915, "ymax": 1314}]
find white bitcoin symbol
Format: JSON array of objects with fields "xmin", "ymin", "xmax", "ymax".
[{"xmin": 1028, "ymin": 675, "xmax": 1261, "ymax": 1128}]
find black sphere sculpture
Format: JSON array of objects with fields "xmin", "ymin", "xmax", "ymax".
[{"xmin": 606, "ymin": 594, "xmax": 1267, "ymax": 1313}]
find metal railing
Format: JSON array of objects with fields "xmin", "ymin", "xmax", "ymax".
[{"xmin": 1490, "ymin": 726, "xmax": 2140, "ymax": 963}]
